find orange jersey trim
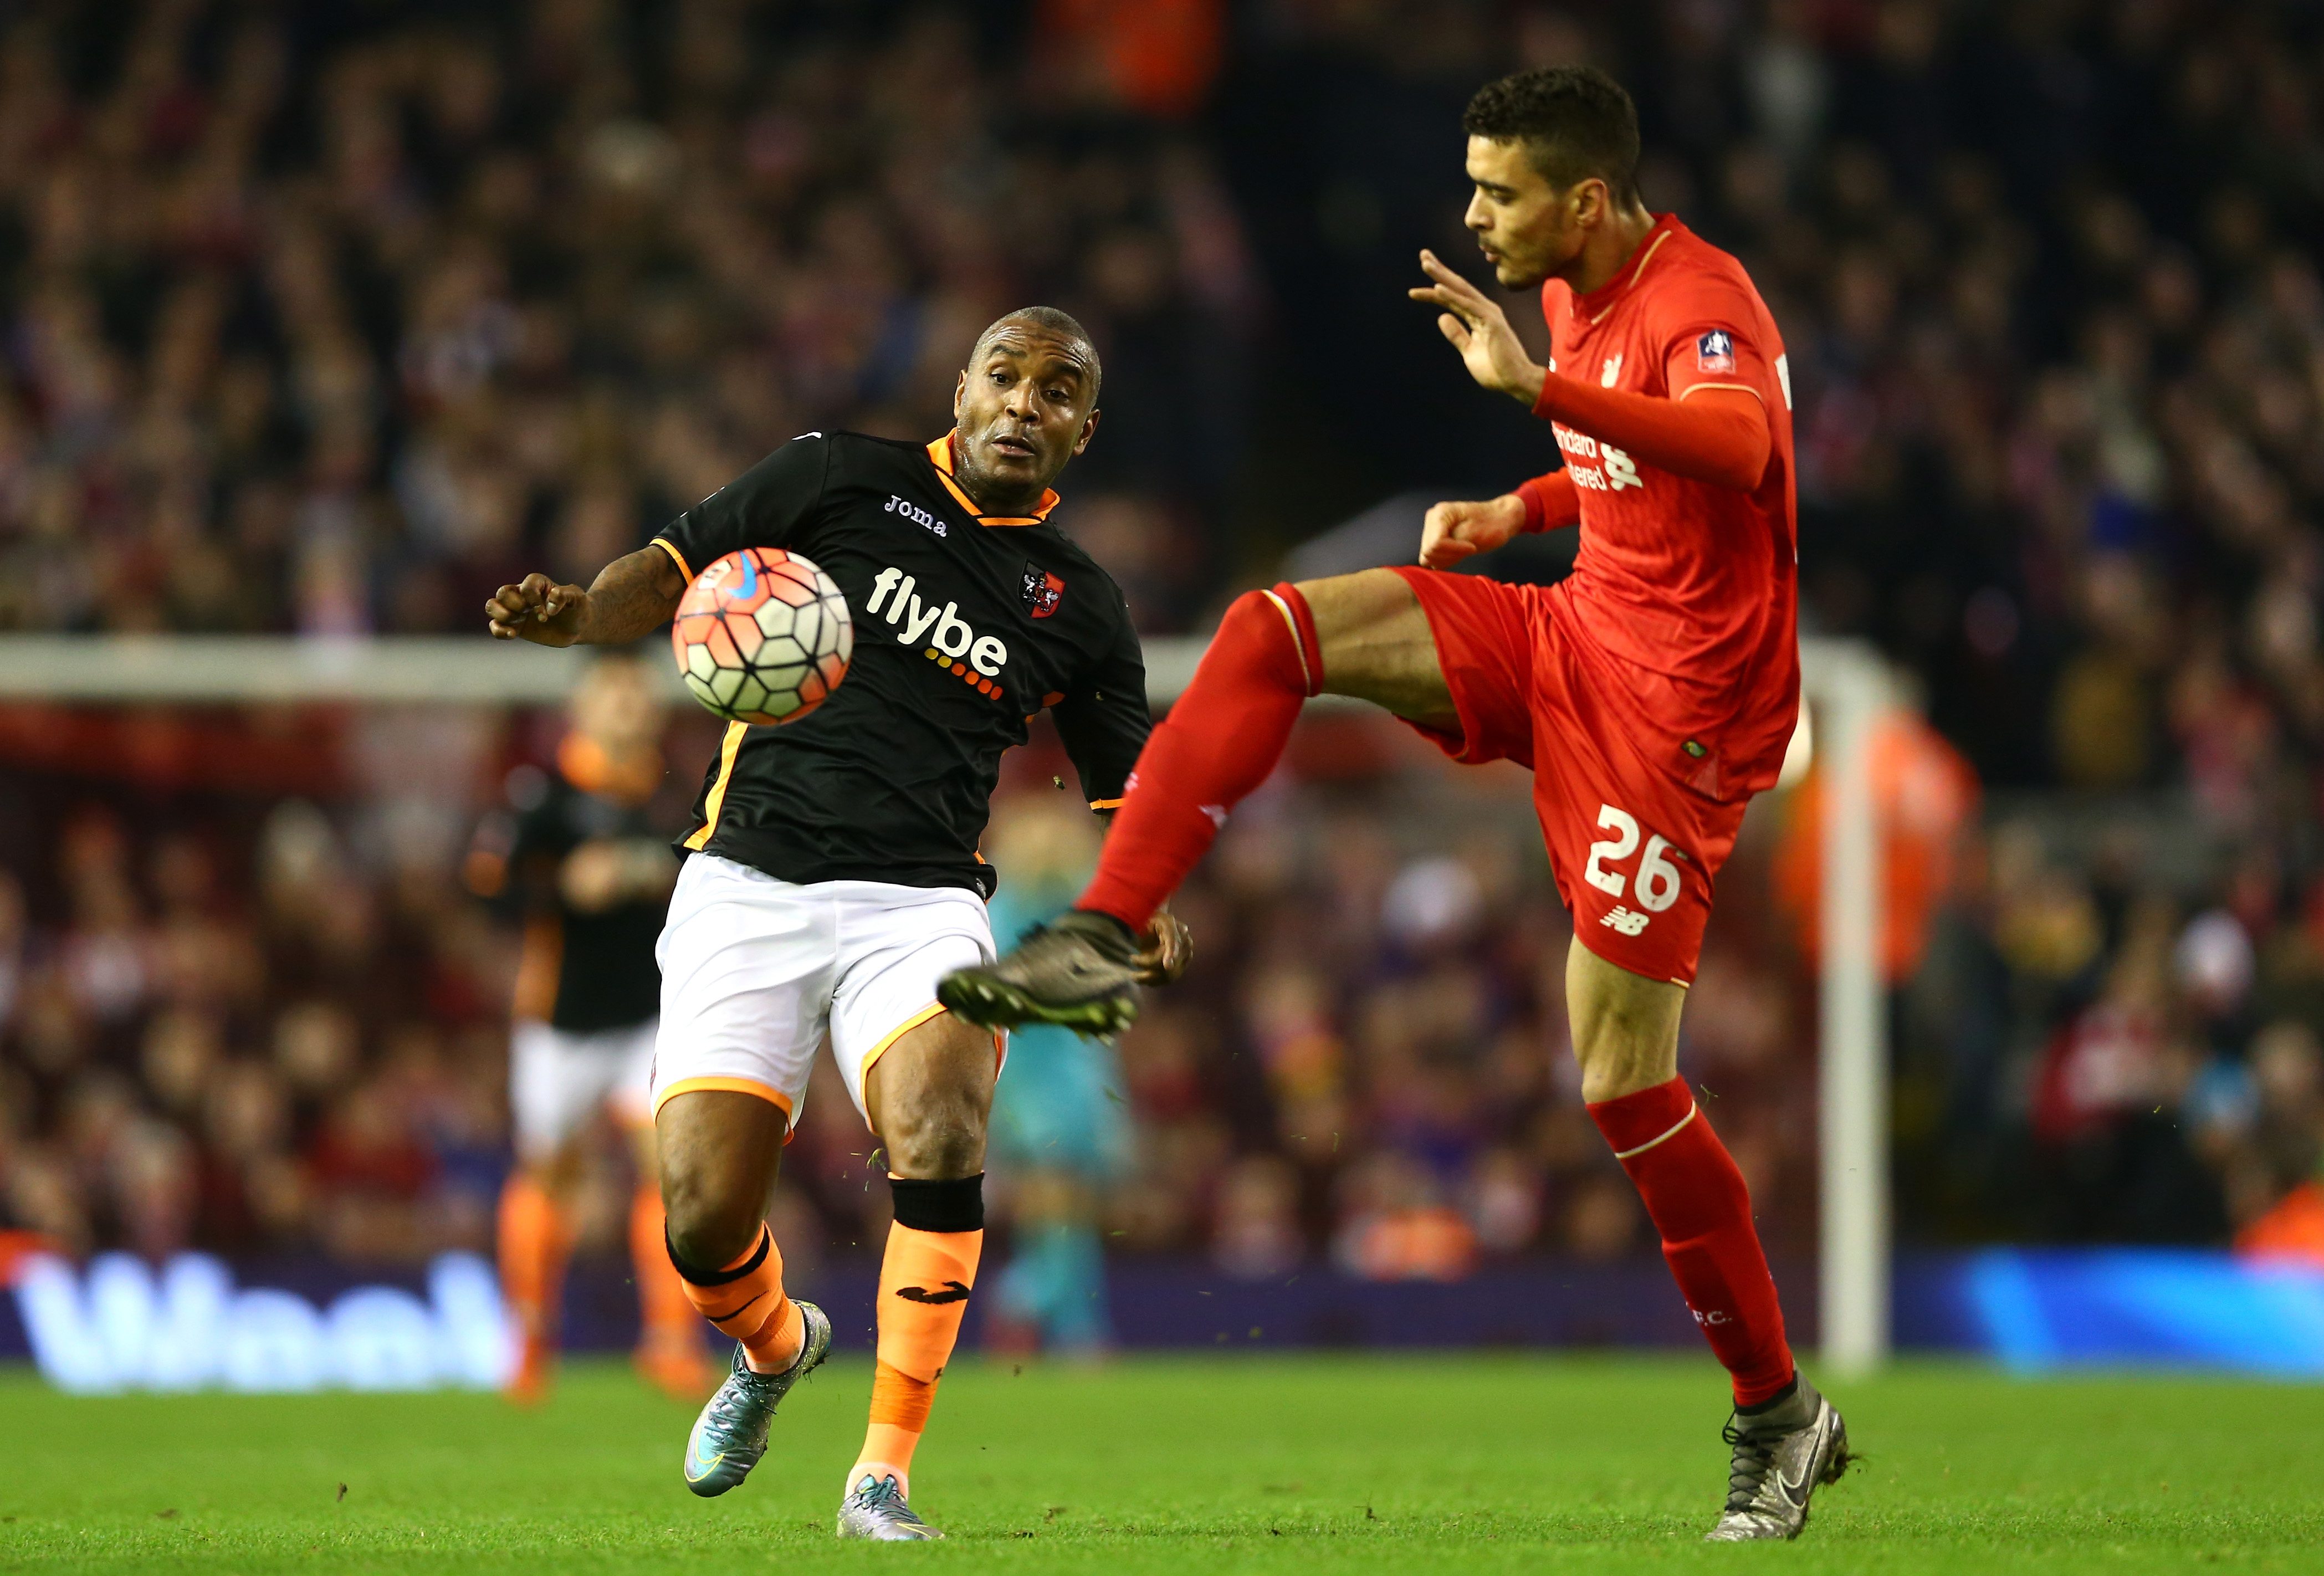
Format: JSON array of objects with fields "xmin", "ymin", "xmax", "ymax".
[
  {"xmin": 653, "ymin": 1076, "xmax": 797, "ymax": 1139},
  {"xmin": 652, "ymin": 536, "xmax": 694, "ymax": 582},
  {"xmin": 924, "ymin": 436, "xmax": 1059, "ymax": 526},
  {"xmin": 684, "ymin": 722, "xmax": 748, "ymax": 851},
  {"xmin": 856, "ymin": 1001, "xmax": 950, "ymax": 1085},
  {"xmin": 853, "ymin": 1001, "xmax": 1005, "ymax": 1131}
]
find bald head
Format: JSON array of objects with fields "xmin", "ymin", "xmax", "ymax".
[
  {"xmin": 970, "ymin": 307, "xmax": 1102, "ymax": 406},
  {"xmin": 950, "ymin": 306, "xmax": 1105, "ymax": 515}
]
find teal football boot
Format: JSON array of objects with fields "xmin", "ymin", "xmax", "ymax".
[
  {"xmin": 681, "ymin": 1301, "xmax": 831, "ymax": 1497},
  {"xmin": 836, "ymin": 1470, "xmax": 944, "ymax": 1539}
]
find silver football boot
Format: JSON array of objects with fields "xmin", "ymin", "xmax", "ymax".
[
  {"xmin": 836, "ymin": 1470, "xmax": 944, "ymax": 1539},
  {"xmin": 680, "ymin": 1301, "xmax": 832, "ymax": 1497},
  {"xmin": 1703, "ymin": 1373, "xmax": 1851, "ymax": 1541},
  {"xmin": 937, "ymin": 910, "xmax": 1142, "ymax": 1035}
]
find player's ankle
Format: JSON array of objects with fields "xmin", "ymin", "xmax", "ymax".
[
  {"xmin": 1066, "ymin": 907, "xmax": 1139, "ymax": 947},
  {"xmin": 742, "ymin": 1302, "xmax": 805, "ymax": 1374},
  {"xmin": 847, "ymin": 1459, "xmax": 910, "ymax": 1497}
]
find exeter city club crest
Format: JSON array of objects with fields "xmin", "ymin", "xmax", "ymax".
[{"xmin": 1022, "ymin": 563, "xmax": 1064, "ymax": 618}]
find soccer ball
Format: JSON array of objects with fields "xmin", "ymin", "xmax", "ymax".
[{"xmin": 669, "ymin": 546, "xmax": 853, "ymax": 725}]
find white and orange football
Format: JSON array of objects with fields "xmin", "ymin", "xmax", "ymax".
[{"xmin": 669, "ymin": 546, "xmax": 852, "ymax": 725}]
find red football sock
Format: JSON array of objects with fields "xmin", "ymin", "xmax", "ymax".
[
  {"xmin": 1588, "ymin": 1077, "xmax": 1794, "ymax": 1406},
  {"xmin": 1077, "ymin": 583, "xmax": 1322, "ymax": 931}
]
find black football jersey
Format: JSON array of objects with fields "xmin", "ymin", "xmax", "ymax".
[
  {"xmin": 480, "ymin": 744, "xmax": 674, "ymax": 1033},
  {"xmin": 651, "ymin": 432, "xmax": 1150, "ymax": 898}
]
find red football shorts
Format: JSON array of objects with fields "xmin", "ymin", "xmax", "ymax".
[{"xmin": 1387, "ymin": 566, "xmax": 1747, "ymax": 986}]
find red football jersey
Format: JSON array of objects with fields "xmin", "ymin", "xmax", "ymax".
[{"xmin": 1538, "ymin": 213, "xmax": 1799, "ymax": 804}]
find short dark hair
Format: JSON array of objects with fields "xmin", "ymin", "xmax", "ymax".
[
  {"xmin": 1462, "ymin": 66, "xmax": 1641, "ymax": 203},
  {"xmin": 971, "ymin": 306, "xmax": 1103, "ymax": 405}
]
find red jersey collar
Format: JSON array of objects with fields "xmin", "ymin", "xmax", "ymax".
[
  {"xmin": 1571, "ymin": 212, "xmax": 1685, "ymax": 324},
  {"xmin": 924, "ymin": 434, "xmax": 1060, "ymax": 527}
]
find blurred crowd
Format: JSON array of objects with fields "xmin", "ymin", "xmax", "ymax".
[
  {"xmin": 9, "ymin": 0, "xmax": 2324, "ymax": 1291},
  {"xmin": 7, "ymin": 713, "xmax": 2324, "ymax": 1284},
  {"xmin": 0, "ymin": 785, "xmax": 514, "ymax": 1264},
  {"xmin": 0, "ymin": 0, "xmax": 1249, "ymax": 643}
]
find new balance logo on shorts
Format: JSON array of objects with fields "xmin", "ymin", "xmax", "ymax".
[{"xmin": 1602, "ymin": 906, "xmax": 1652, "ymax": 935}]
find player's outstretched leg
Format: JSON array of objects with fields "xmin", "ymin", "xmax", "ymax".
[
  {"xmin": 1568, "ymin": 944, "xmax": 1849, "ymax": 1538},
  {"xmin": 839, "ymin": 1013, "xmax": 998, "ymax": 1540},
  {"xmin": 669, "ymin": 1222, "xmax": 831, "ymax": 1496},
  {"xmin": 629, "ymin": 1176, "xmax": 718, "ymax": 1400},
  {"xmin": 1706, "ymin": 1371, "xmax": 1851, "ymax": 1541},
  {"xmin": 496, "ymin": 1169, "xmax": 574, "ymax": 1404},
  {"xmin": 658, "ymin": 1089, "xmax": 828, "ymax": 1496},
  {"xmin": 944, "ymin": 580, "xmax": 1335, "ymax": 1031},
  {"xmin": 837, "ymin": 1176, "xmax": 982, "ymax": 1540}
]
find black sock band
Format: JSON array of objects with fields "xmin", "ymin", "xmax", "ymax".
[
  {"xmin": 666, "ymin": 1223, "xmax": 769, "ymax": 1287},
  {"xmin": 1735, "ymin": 1373, "xmax": 1800, "ymax": 1415},
  {"xmin": 889, "ymin": 1173, "xmax": 984, "ymax": 1234}
]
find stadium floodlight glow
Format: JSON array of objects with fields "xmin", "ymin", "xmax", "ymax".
[{"xmin": 0, "ymin": 630, "xmax": 1895, "ymax": 1371}]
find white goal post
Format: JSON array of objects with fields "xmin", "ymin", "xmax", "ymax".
[{"xmin": 0, "ymin": 630, "xmax": 1894, "ymax": 1369}]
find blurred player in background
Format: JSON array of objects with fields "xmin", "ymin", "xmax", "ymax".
[
  {"xmin": 466, "ymin": 654, "xmax": 709, "ymax": 1403},
  {"xmin": 947, "ymin": 68, "xmax": 1848, "ymax": 1541},
  {"xmin": 981, "ymin": 796, "xmax": 1131, "ymax": 1357},
  {"xmin": 485, "ymin": 309, "xmax": 1185, "ymax": 1539}
]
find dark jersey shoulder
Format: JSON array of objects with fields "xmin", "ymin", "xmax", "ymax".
[
  {"xmin": 654, "ymin": 432, "xmax": 1149, "ymax": 897},
  {"xmin": 494, "ymin": 764, "xmax": 672, "ymax": 1033}
]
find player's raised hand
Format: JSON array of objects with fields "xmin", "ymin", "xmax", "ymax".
[
  {"xmin": 486, "ymin": 572, "xmax": 589, "ymax": 646},
  {"xmin": 1420, "ymin": 494, "xmax": 1528, "ymax": 569},
  {"xmin": 1409, "ymin": 249, "xmax": 1548, "ymax": 407}
]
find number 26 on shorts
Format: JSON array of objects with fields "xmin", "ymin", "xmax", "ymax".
[{"xmin": 1583, "ymin": 804, "xmax": 1683, "ymax": 912}]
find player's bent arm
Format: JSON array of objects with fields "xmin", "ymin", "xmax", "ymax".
[
  {"xmin": 1529, "ymin": 379, "xmax": 1771, "ymax": 492},
  {"xmin": 484, "ymin": 547, "xmax": 687, "ymax": 647},
  {"xmin": 1517, "ymin": 470, "xmax": 1582, "ymax": 532}
]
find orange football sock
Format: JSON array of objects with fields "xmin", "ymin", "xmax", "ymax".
[
  {"xmin": 852, "ymin": 1361, "xmax": 938, "ymax": 1493},
  {"xmin": 497, "ymin": 1173, "xmax": 574, "ymax": 1347},
  {"xmin": 629, "ymin": 1186, "xmax": 700, "ymax": 1348},
  {"xmin": 848, "ymin": 1196, "xmax": 983, "ymax": 1498},
  {"xmin": 673, "ymin": 1224, "xmax": 803, "ymax": 1374}
]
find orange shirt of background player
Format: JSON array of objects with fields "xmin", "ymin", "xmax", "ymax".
[
  {"xmin": 1772, "ymin": 709, "xmax": 1980, "ymax": 984},
  {"xmin": 1037, "ymin": 0, "xmax": 1222, "ymax": 119},
  {"xmin": 2236, "ymin": 1180, "xmax": 2324, "ymax": 1270}
]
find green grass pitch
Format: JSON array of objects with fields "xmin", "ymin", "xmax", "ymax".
[{"xmin": 1, "ymin": 1354, "xmax": 2319, "ymax": 1573}]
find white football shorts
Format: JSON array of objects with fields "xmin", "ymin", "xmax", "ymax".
[
  {"xmin": 509, "ymin": 1017, "xmax": 658, "ymax": 1159},
  {"xmin": 649, "ymin": 852, "xmax": 999, "ymax": 1130}
]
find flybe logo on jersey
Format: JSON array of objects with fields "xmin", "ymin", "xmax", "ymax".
[
  {"xmin": 1553, "ymin": 425, "xmax": 1643, "ymax": 492},
  {"xmin": 865, "ymin": 566, "xmax": 1011, "ymax": 698}
]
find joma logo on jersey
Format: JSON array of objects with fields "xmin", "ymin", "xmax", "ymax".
[
  {"xmin": 865, "ymin": 566, "xmax": 1011, "ymax": 695},
  {"xmin": 884, "ymin": 494, "xmax": 946, "ymax": 536}
]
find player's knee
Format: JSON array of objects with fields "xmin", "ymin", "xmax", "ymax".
[
  {"xmin": 879, "ymin": 1089, "xmax": 988, "ymax": 1180},
  {"xmin": 1213, "ymin": 587, "xmax": 1318, "ymax": 693},
  {"xmin": 659, "ymin": 1168, "xmax": 761, "ymax": 1270}
]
